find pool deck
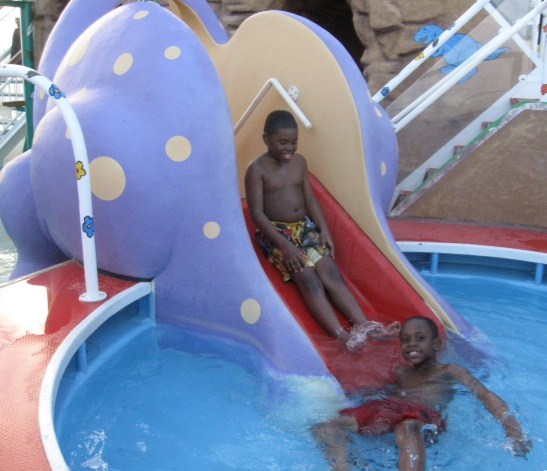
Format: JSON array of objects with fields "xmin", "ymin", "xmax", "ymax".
[{"xmin": 0, "ymin": 261, "xmax": 142, "ymax": 470}]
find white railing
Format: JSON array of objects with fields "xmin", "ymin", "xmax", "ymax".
[
  {"xmin": 392, "ymin": 2, "xmax": 547, "ymax": 132},
  {"xmin": 374, "ymin": 0, "xmax": 547, "ymax": 132},
  {"xmin": 0, "ymin": 64, "xmax": 106, "ymax": 303},
  {"xmin": 373, "ymin": 0, "xmax": 492, "ymax": 104},
  {"xmin": 234, "ymin": 78, "xmax": 312, "ymax": 134},
  {"xmin": 483, "ymin": 2, "xmax": 540, "ymax": 68},
  {"xmin": 0, "ymin": 75, "xmax": 24, "ymax": 100},
  {"xmin": 0, "ymin": 75, "xmax": 25, "ymax": 139}
]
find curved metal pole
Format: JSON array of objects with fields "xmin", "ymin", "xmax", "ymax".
[
  {"xmin": 234, "ymin": 78, "xmax": 312, "ymax": 134},
  {"xmin": 0, "ymin": 64, "xmax": 107, "ymax": 302}
]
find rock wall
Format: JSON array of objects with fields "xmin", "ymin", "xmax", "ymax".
[
  {"xmin": 32, "ymin": 0, "xmax": 70, "ymax": 65},
  {"xmin": 35, "ymin": 0, "xmax": 474, "ymax": 95},
  {"xmin": 207, "ymin": 0, "xmax": 474, "ymax": 97}
]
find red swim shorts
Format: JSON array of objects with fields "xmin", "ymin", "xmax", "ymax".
[{"xmin": 340, "ymin": 397, "xmax": 446, "ymax": 435}]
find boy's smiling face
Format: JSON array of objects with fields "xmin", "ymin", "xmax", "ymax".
[
  {"xmin": 399, "ymin": 318, "xmax": 440, "ymax": 367},
  {"xmin": 263, "ymin": 127, "xmax": 298, "ymax": 164}
]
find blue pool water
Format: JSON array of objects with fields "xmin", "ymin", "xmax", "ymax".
[
  {"xmin": 57, "ymin": 322, "xmax": 343, "ymax": 471},
  {"xmin": 56, "ymin": 269, "xmax": 547, "ymax": 470}
]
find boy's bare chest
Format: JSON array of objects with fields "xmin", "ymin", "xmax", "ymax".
[
  {"xmin": 263, "ymin": 168, "xmax": 303, "ymax": 193},
  {"xmin": 399, "ymin": 366, "xmax": 455, "ymax": 397}
]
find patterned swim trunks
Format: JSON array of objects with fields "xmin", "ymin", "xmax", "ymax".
[{"xmin": 255, "ymin": 216, "xmax": 330, "ymax": 281}]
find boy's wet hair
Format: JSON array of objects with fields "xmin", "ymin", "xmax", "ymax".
[
  {"xmin": 404, "ymin": 316, "xmax": 439, "ymax": 338},
  {"xmin": 264, "ymin": 110, "xmax": 297, "ymax": 135}
]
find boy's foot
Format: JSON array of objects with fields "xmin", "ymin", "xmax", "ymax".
[
  {"xmin": 346, "ymin": 321, "xmax": 401, "ymax": 350},
  {"xmin": 376, "ymin": 321, "xmax": 401, "ymax": 339},
  {"xmin": 346, "ymin": 322, "xmax": 380, "ymax": 350},
  {"xmin": 335, "ymin": 327, "xmax": 350, "ymax": 344},
  {"xmin": 345, "ymin": 326, "xmax": 366, "ymax": 351}
]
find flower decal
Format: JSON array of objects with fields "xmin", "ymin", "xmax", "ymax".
[
  {"xmin": 49, "ymin": 84, "xmax": 65, "ymax": 99},
  {"xmin": 76, "ymin": 161, "xmax": 87, "ymax": 180},
  {"xmin": 381, "ymin": 86, "xmax": 391, "ymax": 97},
  {"xmin": 82, "ymin": 215, "xmax": 95, "ymax": 238}
]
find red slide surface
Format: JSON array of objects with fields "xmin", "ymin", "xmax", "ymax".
[{"xmin": 243, "ymin": 175, "xmax": 440, "ymax": 392}]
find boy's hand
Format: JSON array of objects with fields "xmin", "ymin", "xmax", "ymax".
[
  {"xmin": 502, "ymin": 416, "xmax": 531, "ymax": 457},
  {"xmin": 281, "ymin": 243, "xmax": 308, "ymax": 273},
  {"xmin": 320, "ymin": 233, "xmax": 335, "ymax": 258},
  {"xmin": 509, "ymin": 436, "xmax": 532, "ymax": 457}
]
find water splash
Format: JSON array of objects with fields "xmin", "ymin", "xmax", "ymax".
[{"xmin": 346, "ymin": 321, "xmax": 391, "ymax": 351}]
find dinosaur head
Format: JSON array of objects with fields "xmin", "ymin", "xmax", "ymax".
[{"xmin": 413, "ymin": 24, "xmax": 443, "ymax": 46}]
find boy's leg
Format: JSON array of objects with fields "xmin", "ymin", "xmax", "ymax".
[
  {"xmin": 394, "ymin": 420, "xmax": 426, "ymax": 471},
  {"xmin": 315, "ymin": 256, "xmax": 401, "ymax": 337},
  {"xmin": 313, "ymin": 415, "xmax": 359, "ymax": 471},
  {"xmin": 313, "ymin": 256, "xmax": 367, "ymax": 325},
  {"xmin": 292, "ymin": 267, "xmax": 349, "ymax": 342}
]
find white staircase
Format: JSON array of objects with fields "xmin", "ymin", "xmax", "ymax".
[{"xmin": 371, "ymin": 0, "xmax": 547, "ymax": 215}]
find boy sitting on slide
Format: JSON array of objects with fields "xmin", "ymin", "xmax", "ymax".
[{"xmin": 245, "ymin": 110, "xmax": 400, "ymax": 349}]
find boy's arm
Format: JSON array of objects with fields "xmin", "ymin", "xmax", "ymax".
[
  {"xmin": 244, "ymin": 162, "xmax": 308, "ymax": 271},
  {"xmin": 301, "ymin": 162, "xmax": 335, "ymax": 257},
  {"xmin": 448, "ymin": 364, "xmax": 531, "ymax": 456}
]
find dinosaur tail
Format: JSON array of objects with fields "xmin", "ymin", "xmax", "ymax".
[{"xmin": 486, "ymin": 47, "xmax": 509, "ymax": 61}]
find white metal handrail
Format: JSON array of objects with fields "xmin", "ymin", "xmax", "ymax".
[
  {"xmin": 0, "ymin": 76, "xmax": 25, "ymax": 139},
  {"xmin": 391, "ymin": 0, "xmax": 547, "ymax": 132},
  {"xmin": 0, "ymin": 75, "xmax": 24, "ymax": 99},
  {"xmin": 372, "ymin": 0, "xmax": 492, "ymax": 103},
  {"xmin": 484, "ymin": 2, "xmax": 541, "ymax": 67},
  {"xmin": 0, "ymin": 64, "xmax": 106, "ymax": 303},
  {"xmin": 234, "ymin": 78, "xmax": 312, "ymax": 134},
  {"xmin": 0, "ymin": 110, "xmax": 24, "ymax": 145}
]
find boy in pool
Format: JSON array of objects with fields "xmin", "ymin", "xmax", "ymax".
[
  {"xmin": 313, "ymin": 316, "xmax": 532, "ymax": 471},
  {"xmin": 244, "ymin": 110, "xmax": 400, "ymax": 349}
]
